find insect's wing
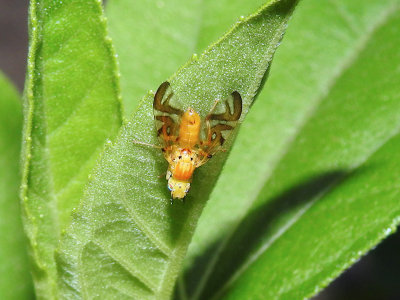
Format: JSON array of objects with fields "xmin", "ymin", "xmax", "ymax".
[
  {"xmin": 153, "ymin": 81, "xmax": 183, "ymax": 147},
  {"xmin": 201, "ymin": 91, "xmax": 242, "ymax": 156}
]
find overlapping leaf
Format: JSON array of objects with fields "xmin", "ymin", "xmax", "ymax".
[
  {"xmin": 0, "ymin": 72, "xmax": 33, "ymax": 299},
  {"xmin": 22, "ymin": 0, "xmax": 123, "ymax": 297},
  {"xmin": 181, "ymin": 1, "xmax": 400, "ymax": 299}
]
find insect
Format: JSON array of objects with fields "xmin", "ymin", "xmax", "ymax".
[{"xmin": 136, "ymin": 81, "xmax": 242, "ymax": 201}]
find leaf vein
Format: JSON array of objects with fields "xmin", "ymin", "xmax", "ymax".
[
  {"xmin": 120, "ymin": 192, "xmax": 173, "ymax": 257},
  {"xmin": 47, "ymin": 65, "xmax": 108, "ymax": 138},
  {"xmin": 91, "ymin": 239, "xmax": 157, "ymax": 293}
]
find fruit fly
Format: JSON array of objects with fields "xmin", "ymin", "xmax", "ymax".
[{"xmin": 135, "ymin": 81, "xmax": 242, "ymax": 201}]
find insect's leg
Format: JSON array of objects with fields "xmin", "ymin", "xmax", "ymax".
[
  {"xmin": 161, "ymin": 145, "xmax": 175, "ymax": 166},
  {"xmin": 206, "ymin": 99, "xmax": 220, "ymax": 118},
  {"xmin": 196, "ymin": 156, "xmax": 208, "ymax": 167},
  {"xmin": 204, "ymin": 116, "xmax": 212, "ymax": 145},
  {"xmin": 165, "ymin": 135, "xmax": 179, "ymax": 144},
  {"xmin": 132, "ymin": 140, "xmax": 163, "ymax": 149},
  {"xmin": 200, "ymin": 123, "xmax": 232, "ymax": 154},
  {"xmin": 158, "ymin": 172, "xmax": 167, "ymax": 178},
  {"xmin": 199, "ymin": 115, "xmax": 218, "ymax": 164},
  {"xmin": 195, "ymin": 148, "xmax": 211, "ymax": 167},
  {"xmin": 156, "ymin": 115, "xmax": 179, "ymax": 145},
  {"xmin": 203, "ymin": 99, "xmax": 221, "ymax": 147}
]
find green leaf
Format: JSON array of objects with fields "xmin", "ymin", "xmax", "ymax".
[
  {"xmin": 0, "ymin": 72, "xmax": 34, "ymax": 299},
  {"xmin": 106, "ymin": 0, "xmax": 199, "ymax": 116},
  {"xmin": 182, "ymin": 0, "xmax": 400, "ymax": 299},
  {"xmin": 22, "ymin": 0, "xmax": 123, "ymax": 297},
  {"xmin": 106, "ymin": 0, "xmax": 266, "ymax": 116},
  {"xmin": 56, "ymin": 0, "xmax": 298, "ymax": 298}
]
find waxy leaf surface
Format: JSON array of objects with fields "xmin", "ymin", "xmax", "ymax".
[
  {"xmin": 107, "ymin": 0, "xmax": 266, "ymax": 116},
  {"xmin": 22, "ymin": 0, "xmax": 122, "ymax": 297},
  {"xmin": 56, "ymin": 1, "xmax": 298, "ymax": 299},
  {"xmin": 0, "ymin": 72, "xmax": 33, "ymax": 299},
  {"xmin": 182, "ymin": 1, "xmax": 400, "ymax": 299}
]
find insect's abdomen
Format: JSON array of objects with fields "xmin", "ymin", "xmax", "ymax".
[{"xmin": 179, "ymin": 108, "xmax": 201, "ymax": 148}]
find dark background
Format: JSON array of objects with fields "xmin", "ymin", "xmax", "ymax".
[
  {"xmin": 0, "ymin": 1, "xmax": 27, "ymax": 91},
  {"xmin": 1, "ymin": 2, "xmax": 399, "ymax": 299}
]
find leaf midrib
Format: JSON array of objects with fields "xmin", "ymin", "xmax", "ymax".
[
  {"xmin": 328, "ymin": 0, "xmax": 362, "ymax": 35},
  {"xmin": 46, "ymin": 64, "xmax": 107, "ymax": 138},
  {"xmin": 192, "ymin": 3, "xmax": 399, "ymax": 299},
  {"xmin": 92, "ymin": 238, "xmax": 157, "ymax": 291},
  {"xmin": 120, "ymin": 193, "xmax": 172, "ymax": 257},
  {"xmin": 39, "ymin": 54, "xmax": 111, "ymax": 245},
  {"xmin": 162, "ymin": 3, "xmax": 301, "ymax": 299}
]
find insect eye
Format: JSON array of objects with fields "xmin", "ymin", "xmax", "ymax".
[
  {"xmin": 207, "ymin": 154, "xmax": 212, "ymax": 159},
  {"xmin": 190, "ymin": 157, "xmax": 193, "ymax": 161},
  {"xmin": 179, "ymin": 155, "xmax": 182, "ymax": 159}
]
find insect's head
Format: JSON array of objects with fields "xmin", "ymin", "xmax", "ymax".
[{"xmin": 167, "ymin": 176, "xmax": 191, "ymax": 199}]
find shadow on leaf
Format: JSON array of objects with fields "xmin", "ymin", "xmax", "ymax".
[{"xmin": 181, "ymin": 170, "xmax": 348, "ymax": 299}]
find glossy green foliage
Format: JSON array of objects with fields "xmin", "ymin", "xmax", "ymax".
[
  {"xmin": 19, "ymin": 0, "xmax": 400, "ymax": 299},
  {"xmin": 22, "ymin": 0, "xmax": 123, "ymax": 297},
  {"xmin": 0, "ymin": 73, "xmax": 33, "ymax": 299},
  {"xmin": 55, "ymin": 1, "xmax": 298, "ymax": 299},
  {"xmin": 182, "ymin": 0, "xmax": 400, "ymax": 299},
  {"xmin": 107, "ymin": 0, "xmax": 266, "ymax": 116}
]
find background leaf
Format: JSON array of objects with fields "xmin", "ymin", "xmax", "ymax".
[
  {"xmin": 0, "ymin": 72, "xmax": 33, "ymax": 299},
  {"xmin": 56, "ymin": 0, "xmax": 298, "ymax": 299},
  {"xmin": 106, "ymin": 0, "xmax": 266, "ymax": 116},
  {"xmin": 181, "ymin": 0, "xmax": 400, "ymax": 299},
  {"xmin": 22, "ymin": 0, "xmax": 123, "ymax": 297}
]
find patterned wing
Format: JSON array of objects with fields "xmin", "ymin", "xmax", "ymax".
[
  {"xmin": 153, "ymin": 81, "xmax": 183, "ymax": 147},
  {"xmin": 201, "ymin": 91, "xmax": 242, "ymax": 157}
]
